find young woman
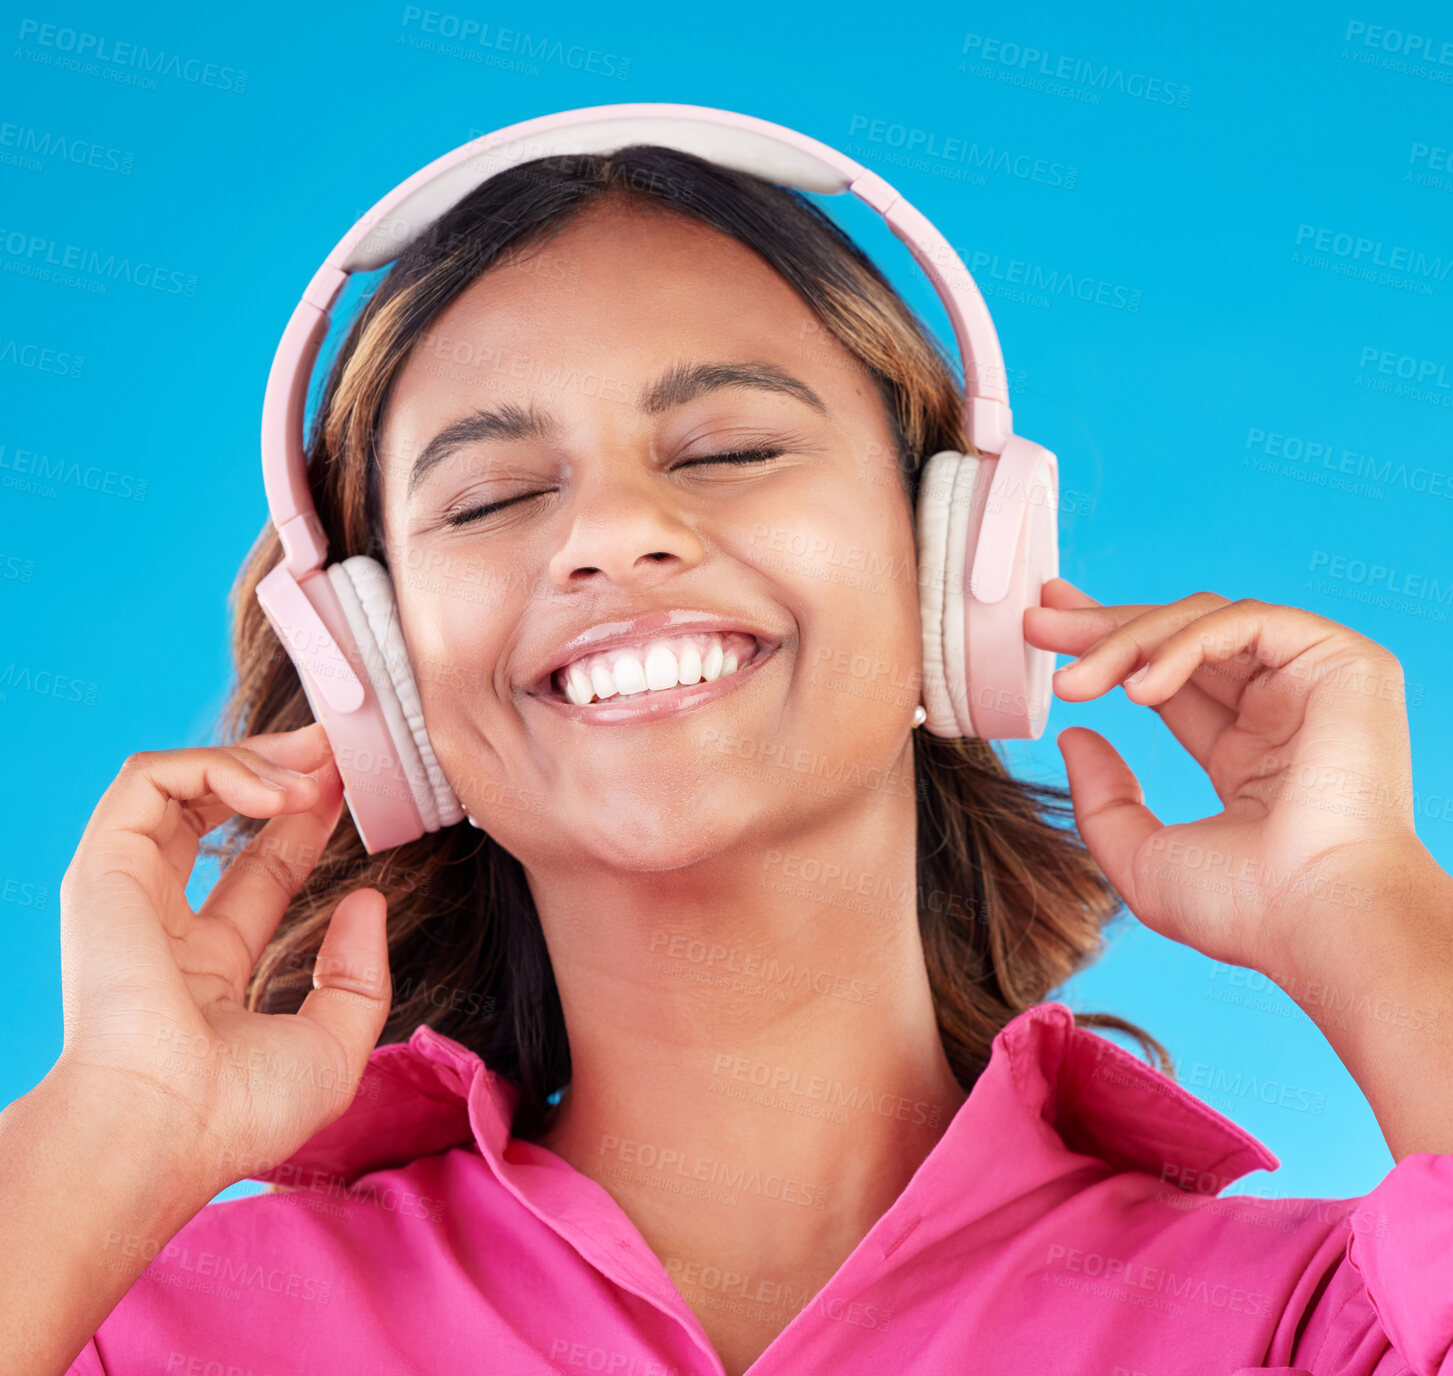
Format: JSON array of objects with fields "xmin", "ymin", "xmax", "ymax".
[{"xmin": 6, "ymin": 144, "xmax": 1452, "ymax": 1376}]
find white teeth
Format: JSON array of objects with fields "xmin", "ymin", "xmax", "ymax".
[
  {"xmin": 564, "ymin": 664, "xmax": 595, "ymax": 707},
  {"xmin": 701, "ymin": 640, "xmax": 724, "ymax": 682},
  {"xmin": 677, "ymin": 642, "xmax": 702, "ymax": 685},
  {"xmin": 552, "ymin": 631, "xmax": 758, "ymax": 705},
  {"xmin": 589, "ymin": 663, "xmax": 618, "ymax": 701},
  {"xmin": 611, "ymin": 652, "xmax": 648, "ymax": 696},
  {"xmin": 644, "ymin": 643, "xmax": 679, "ymax": 692}
]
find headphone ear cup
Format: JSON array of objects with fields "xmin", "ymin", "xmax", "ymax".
[{"xmin": 327, "ymin": 556, "xmax": 465, "ymax": 832}]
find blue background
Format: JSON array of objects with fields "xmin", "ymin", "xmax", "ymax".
[{"xmin": 3, "ymin": 0, "xmax": 1451, "ymax": 1208}]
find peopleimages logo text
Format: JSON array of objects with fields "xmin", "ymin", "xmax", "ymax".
[
  {"xmin": 1344, "ymin": 20, "xmax": 1453, "ymax": 65},
  {"xmin": 846, "ymin": 116, "xmax": 1077, "ymax": 188},
  {"xmin": 0, "ymin": 228, "xmax": 196, "ymax": 296},
  {"xmin": 398, "ymin": 7, "xmax": 631, "ymax": 79},
  {"xmin": 15, "ymin": 19, "xmax": 247, "ymax": 92},
  {"xmin": 1295, "ymin": 224, "xmax": 1453, "ymax": 281},
  {"xmin": 960, "ymin": 33, "xmax": 1190, "ymax": 106},
  {"xmin": 0, "ymin": 123, "xmax": 133, "ymax": 174}
]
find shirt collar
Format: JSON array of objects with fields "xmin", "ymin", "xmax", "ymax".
[
  {"xmin": 999, "ymin": 999, "xmax": 1280, "ymax": 1188},
  {"xmin": 260, "ymin": 998, "xmax": 1279, "ymax": 1196}
]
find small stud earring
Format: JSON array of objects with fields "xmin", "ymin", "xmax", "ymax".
[
  {"xmin": 912, "ymin": 704, "xmax": 927, "ymax": 728},
  {"xmin": 466, "ymin": 814, "xmax": 482, "ymax": 829}
]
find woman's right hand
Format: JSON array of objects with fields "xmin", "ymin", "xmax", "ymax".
[{"xmin": 53, "ymin": 721, "xmax": 392, "ymax": 1203}]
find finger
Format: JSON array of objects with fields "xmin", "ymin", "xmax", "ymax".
[
  {"xmin": 57, "ymin": 733, "xmax": 339, "ymax": 1060},
  {"xmin": 1024, "ymin": 578, "xmax": 1104, "ymax": 648},
  {"xmin": 1120, "ymin": 598, "xmax": 1350, "ymax": 717},
  {"xmin": 1027, "ymin": 592, "xmax": 1243, "ymax": 774},
  {"xmin": 230, "ymin": 721, "xmax": 335, "ymax": 776},
  {"xmin": 1049, "ymin": 592, "xmax": 1231, "ymax": 701},
  {"xmin": 72, "ymin": 756, "xmax": 311, "ymax": 948},
  {"xmin": 161, "ymin": 725, "xmax": 336, "ymax": 845},
  {"xmin": 1057, "ymin": 726, "xmax": 1163, "ymax": 916},
  {"xmin": 238, "ymin": 720, "xmax": 333, "ymax": 757},
  {"xmin": 187, "ymin": 763, "xmax": 348, "ymax": 996},
  {"xmin": 144, "ymin": 741, "xmax": 333, "ymax": 893},
  {"xmin": 1023, "ymin": 601, "xmax": 1162, "ymax": 660},
  {"xmin": 1044, "ymin": 592, "xmax": 1241, "ymax": 775},
  {"xmin": 1022, "ymin": 598, "xmax": 1237, "ymax": 778},
  {"xmin": 1022, "ymin": 604, "xmax": 1156, "ymax": 671},
  {"xmin": 1041, "ymin": 576, "xmax": 1102, "ymax": 609},
  {"xmin": 67, "ymin": 751, "xmax": 327, "ymax": 974},
  {"xmin": 294, "ymin": 888, "xmax": 393, "ymax": 1100},
  {"xmin": 87, "ymin": 725, "xmax": 332, "ymax": 850}
]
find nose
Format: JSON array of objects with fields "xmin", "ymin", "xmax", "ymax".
[{"xmin": 546, "ymin": 452, "xmax": 706, "ymax": 591}]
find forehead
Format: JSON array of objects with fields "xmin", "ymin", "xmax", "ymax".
[
  {"xmin": 419, "ymin": 201, "xmax": 821, "ymax": 363},
  {"xmin": 376, "ymin": 200, "xmax": 868, "ymax": 484}
]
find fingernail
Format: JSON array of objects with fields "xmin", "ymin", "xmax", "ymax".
[
  {"xmin": 258, "ymin": 765, "xmax": 312, "ymax": 788},
  {"xmin": 1126, "ymin": 665, "xmax": 1148, "ymax": 684}
]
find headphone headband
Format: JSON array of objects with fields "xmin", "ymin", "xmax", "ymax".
[{"xmin": 262, "ymin": 103, "xmax": 1015, "ymax": 581}]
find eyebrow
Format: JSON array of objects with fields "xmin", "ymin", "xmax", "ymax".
[{"xmin": 405, "ymin": 359, "xmax": 829, "ymax": 498}]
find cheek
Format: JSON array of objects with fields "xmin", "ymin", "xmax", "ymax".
[
  {"xmin": 740, "ymin": 489, "xmax": 921, "ymax": 708},
  {"xmin": 731, "ymin": 468, "xmax": 899, "ymax": 570},
  {"xmin": 394, "ymin": 578, "xmax": 499, "ymax": 714}
]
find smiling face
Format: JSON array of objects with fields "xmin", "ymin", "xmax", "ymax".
[{"xmin": 376, "ymin": 195, "xmax": 923, "ymax": 874}]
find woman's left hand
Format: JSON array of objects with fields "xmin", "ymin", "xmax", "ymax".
[{"xmin": 1022, "ymin": 579, "xmax": 1433, "ymax": 983}]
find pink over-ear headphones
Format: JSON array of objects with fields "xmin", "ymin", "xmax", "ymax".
[{"xmin": 256, "ymin": 102, "xmax": 1060, "ymax": 855}]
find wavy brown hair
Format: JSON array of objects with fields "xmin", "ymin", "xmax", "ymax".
[{"xmin": 209, "ymin": 144, "xmax": 1170, "ymax": 1141}]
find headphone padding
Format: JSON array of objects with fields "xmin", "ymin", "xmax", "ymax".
[
  {"xmin": 328, "ymin": 557, "xmax": 465, "ymax": 830},
  {"xmin": 942, "ymin": 452, "xmax": 985, "ymax": 737},
  {"xmin": 915, "ymin": 451, "xmax": 962, "ymax": 738}
]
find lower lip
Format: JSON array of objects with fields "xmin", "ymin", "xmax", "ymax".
[{"xmin": 526, "ymin": 643, "xmax": 777, "ymax": 725}]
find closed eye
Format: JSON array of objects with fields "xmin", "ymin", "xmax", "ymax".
[
  {"xmin": 443, "ymin": 448, "xmax": 786, "ymax": 527},
  {"xmin": 676, "ymin": 446, "xmax": 786, "ymax": 469},
  {"xmin": 443, "ymin": 492, "xmax": 545, "ymax": 527}
]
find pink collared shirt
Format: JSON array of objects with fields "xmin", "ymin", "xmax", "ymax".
[{"xmin": 71, "ymin": 1000, "xmax": 1452, "ymax": 1375}]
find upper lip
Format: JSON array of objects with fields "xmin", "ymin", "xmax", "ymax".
[{"xmin": 523, "ymin": 609, "xmax": 782, "ymax": 697}]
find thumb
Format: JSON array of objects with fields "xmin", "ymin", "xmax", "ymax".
[
  {"xmin": 296, "ymin": 887, "xmax": 393, "ymax": 1089},
  {"xmin": 1057, "ymin": 726, "xmax": 1162, "ymax": 913}
]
